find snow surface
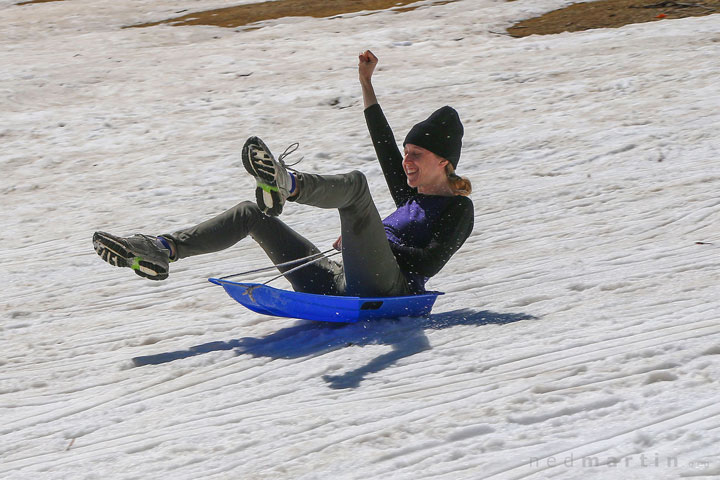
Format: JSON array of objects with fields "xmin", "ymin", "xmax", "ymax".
[{"xmin": 2, "ymin": 0, "xmax": 719, "ymax": 478}]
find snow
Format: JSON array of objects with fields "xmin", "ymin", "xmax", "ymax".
[{"xmin": 1, "ymin": 0, "xmax": 719, "ymax": 478}]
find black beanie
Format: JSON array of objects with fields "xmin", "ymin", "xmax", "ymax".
[{"xmin": 403, "ymin": 106, "xmax": 463, "ymax": 168}]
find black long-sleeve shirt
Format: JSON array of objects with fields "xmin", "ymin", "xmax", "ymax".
[{"xmin": 365, "ymin": 103, "xmax": 474, "ymax": 292}]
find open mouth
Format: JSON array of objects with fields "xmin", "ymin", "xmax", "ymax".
[{"xmin": 405, "ymin": 169, "xmax": 419, "ymax": 185}]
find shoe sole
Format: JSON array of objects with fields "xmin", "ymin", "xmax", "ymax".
[
  {"xmin": 93, "ymin": 231, "xmax": 168, "ymax": 280},
  {"xmin": 242, "ymin": 136, "xmax": 284, "ymax": 216}
]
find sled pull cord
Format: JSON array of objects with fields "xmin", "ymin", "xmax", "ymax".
[
  {"xmin": 219, "ymin": 248, "xmax": 338, "ymax": 281},
  {"xmin": 263, "ymin": 250, "xmax": 341, "ymax": 286}
]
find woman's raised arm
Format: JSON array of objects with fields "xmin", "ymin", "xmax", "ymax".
[{"xmin": 358, "ymin": 50, "xmax": 379, "ymax": 109}]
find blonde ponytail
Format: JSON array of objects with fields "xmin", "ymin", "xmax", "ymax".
[{"xmin": 446, "ymin": 164, "xmax": 472, "ymax": 196}]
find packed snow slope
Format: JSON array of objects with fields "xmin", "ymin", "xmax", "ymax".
[{"xmin": 1, "ymin": 0, "xmax": 719, "ymax": 478}]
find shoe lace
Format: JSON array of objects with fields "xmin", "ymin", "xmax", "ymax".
[{"xmin": 278, "ymin": 142, "xmax": 303, "ymax": 172}]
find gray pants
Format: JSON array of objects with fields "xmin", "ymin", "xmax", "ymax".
[{"xmin": 165, "ymin": 171, "xmax": 411, "ymax": 297}]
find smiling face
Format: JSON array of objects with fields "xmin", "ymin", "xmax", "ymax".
[{"xmin": 402, "ymin": 144, "xmax": 451, "ymax": 195}]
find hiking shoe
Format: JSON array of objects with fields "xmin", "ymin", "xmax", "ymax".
[
  {"xmin": 242, "ymin": 136, "xmax": 295, "ymax": 216},
  {"xmin": 93, "ymin": 231, "xmax": 170, "ymax": 280}
]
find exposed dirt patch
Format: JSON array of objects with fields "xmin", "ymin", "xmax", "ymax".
[
  {"xmin": 18, "ymin": 0, "xmax": 62, "ymax": 4},
  {"xmin": 508, "ymin": 0, "xmax": 719, "ymax": 37},
  {"xmin": 125, "ymin": 0, "xmax": 456, "ymax": 29}
]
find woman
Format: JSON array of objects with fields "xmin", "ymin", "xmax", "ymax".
[{"xmin": 93, "ymin": 51, "xmax": 474, "ymax": 297}]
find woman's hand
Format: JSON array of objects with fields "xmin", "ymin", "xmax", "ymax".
[
  {"xmin": 333, "ymin": 235, "xmax": 342, "ymax": 251},
  {"xmin": 358, "ymin": 50, "xmax": 378, "ymax": 84}
]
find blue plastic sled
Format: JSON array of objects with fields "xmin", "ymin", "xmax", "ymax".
[{"xmin": 208, "ymin": 278, "xmax": 443, "ymax": 323}]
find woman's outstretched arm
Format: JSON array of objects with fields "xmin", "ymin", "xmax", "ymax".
[
  {"xmin": 359, "ymin": 50, "xmax": 413, "ymax": 205},
  {"xmin": 358, "ymin": 50, "xmax": 378, "ymax": 109}
]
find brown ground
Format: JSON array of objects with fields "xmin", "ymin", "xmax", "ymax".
[
  {"xmin": 19, "ymin": 0, "xmax": 720, "ymax": 36},
  {"xmin": 508, "ymin": 0, "xmax": 719, "ymax": 37},
  {"xmin": 126, "ymin": 0, "xmax": 457, "ymax": 29}
]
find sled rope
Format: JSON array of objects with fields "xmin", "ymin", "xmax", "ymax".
[
  {"xmin": 219, "ymin": 248, "xmax": 338, "ymax": 281},
  {"xmin": 263, "ymin": 250, "xmax": 341, "ymax": 286}
]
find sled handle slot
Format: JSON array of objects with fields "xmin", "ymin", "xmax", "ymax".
[{"xmin": 360, "ymin": 301, "xmax": 384, "ymax": 310}]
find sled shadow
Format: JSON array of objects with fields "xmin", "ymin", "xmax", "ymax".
[{"xmin": 132, "ymin": 308, "xmax": 536, "ymax": 389}]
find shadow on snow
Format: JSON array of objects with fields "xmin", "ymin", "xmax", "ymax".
[{"xmin": 131, "ymin": 308, "xmax": 536, "ymax": 389}]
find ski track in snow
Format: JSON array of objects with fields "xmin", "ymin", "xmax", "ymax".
[{"xmin": 1, "ymin": 0, "xmax": 719, "ymax": 478}]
